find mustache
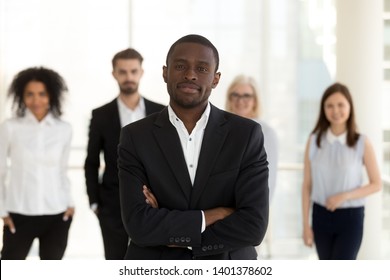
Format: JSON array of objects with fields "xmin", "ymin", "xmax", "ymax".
[
  {"xmin": 177, "ymin": 82, "xmax": 200, "ymax": 89},
  {"xmin": 122, "ymin": 81, "xmax": 136, "ymax": 85}
]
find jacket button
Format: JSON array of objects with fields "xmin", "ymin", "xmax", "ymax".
[
  {"xmin": 202, "ymin": 246, "xmax": 207, "ymax": 252},
  {"xmin": 207, "ymin": 245, "xmax": 213, "ymax": 250},
  {"xmin": 169, "ymin": 237, "xmax": 174, "ymax": 243},
  {"xmin": 185, "ymin": 237, "xmax": 191, "ymax": 243},
  {"xmin": 180, "ymin": 237, "xmax": 186, "ymax": 243}
]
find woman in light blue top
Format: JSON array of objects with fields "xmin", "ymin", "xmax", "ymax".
[{"xmin": 302, "ymin": 82, "xmax": 381, "ymax": 259}]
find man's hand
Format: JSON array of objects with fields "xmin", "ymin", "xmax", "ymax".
[
  {"xmin": 204, "ymin": 207, "xmax": 235, "ymax": 227},
  {"xmin": 90, "ymin": 203, "xmax": 99, "ymax": 215},
  {"xmin": 143, "ymin": 185, "xmax": 159, "ymax": 208}
]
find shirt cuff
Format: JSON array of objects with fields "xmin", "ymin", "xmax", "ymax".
[{"xmin": 201, "ymin": 210, "xmax": 206, "ymax": 233}]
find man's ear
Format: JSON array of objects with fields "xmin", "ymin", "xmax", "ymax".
[
  {"xmin": 212, "ymin": 72, "xmax": 221, "ymax": 88},
  {"xmin": 162, "ymin": 66, "xmax": 168, "ymax": 83}
]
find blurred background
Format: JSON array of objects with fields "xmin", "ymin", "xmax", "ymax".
[{"xmin": 0, "ymin": 0, "xmax": 389, "ymax": 259}]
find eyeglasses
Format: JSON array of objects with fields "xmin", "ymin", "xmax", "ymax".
[{"xmin": 229, "ymin": 92, "xmax": 255, "ymax": 102}]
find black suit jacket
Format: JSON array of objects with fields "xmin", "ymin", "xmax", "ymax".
[
  {"xmin": 84, "ymin": 98, "xmax": 165, "ymax": 213},
  {"xmin": 118, "ymin": 105, "xmax": 269, "ymax": 259}
]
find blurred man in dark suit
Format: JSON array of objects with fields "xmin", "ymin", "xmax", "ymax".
[{"xmin": 85, "ymin": 48, "xmax": 165, "ymax": 259}]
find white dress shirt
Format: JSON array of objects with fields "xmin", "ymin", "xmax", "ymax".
[
  {"xmin": 117, "ymin": 96, "xmax": 146, "ymax": 128},
  {"xmin": 168, "ymin": 103, "xmax": 210, "ymax": 233},
  {"xmin": 168, "ymin": 104, "xmax": 210, "ymax": 185},
  {"xmin": 0, "ymin": 110, "xmax": 73, "ymax": 217}
]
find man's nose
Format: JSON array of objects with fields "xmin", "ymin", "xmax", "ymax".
[
  {"xmin": 126, "ymin": 72, "xmax": 133, "ymax": 80},
  {"xmin": 184, "ymin": 68, "xmax": 197, "ymax": 80}
]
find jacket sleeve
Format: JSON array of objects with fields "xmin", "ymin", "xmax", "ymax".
[
  {"xmin": 192, "ymin": 124, "xmax": 269, "ymax": 257},
  {"xmin": 118, "ymin": 126, "xmax": 203, "ymax": 248},
  {"xmin": 84, "ymin": 110, "xmax": 101, "ymax": 205}
]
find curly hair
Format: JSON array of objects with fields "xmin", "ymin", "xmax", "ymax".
[{"xmin": 8, "ymin": 67, "xmax": 68, "ymax": 117}]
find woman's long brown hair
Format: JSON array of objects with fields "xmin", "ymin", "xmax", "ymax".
[{"xmin": 311, "ymin": 82, "xmax": 359, "ymax": 148}]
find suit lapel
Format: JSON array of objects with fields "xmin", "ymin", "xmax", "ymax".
[
  {"xmin": 152, "ymin": 108, "xmax": 192, "ymax": 202},
  {"xmin": 190, "ymin": 105, "xmax": 228, "ymax": 208}
]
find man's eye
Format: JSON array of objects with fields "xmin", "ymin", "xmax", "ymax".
[
  {"xmin": 198, "ymin": 67, "xmax": 208, "ymax": 72},
  {"xmin": 175, "ymin": 65, "xmax": 185, "ymax": 70}
]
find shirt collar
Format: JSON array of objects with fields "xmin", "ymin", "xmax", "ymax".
[
  {"xmin": 117, "ymin": 95, "xmax": 145, "ymax": 113},
  {"xmin": 168, "ymin": 102, "xmax": 210, "ymax": 132},
  {"xmin": 24, "ymin": 109, "xmax": 56, "ymax": 125},
  {"xmin": 326, "ymin": 128, "xmax": 347, "ymax": 145}
]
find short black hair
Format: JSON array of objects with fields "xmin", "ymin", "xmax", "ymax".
[
  {"xmin": 112, "ymin": 48, "xmax": 143, "ymax": 69},
  {"xmin": 8, "ymin": 67, "xmax": 68, "ymax": 117},
  {"xmin": 166, "ymin": 34, "xmax": 220, "ymax": 72}
]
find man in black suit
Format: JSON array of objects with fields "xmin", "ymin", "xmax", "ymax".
[
  {"xmin": 84, "ymin": 48, "xmax": 165, "ymax": 259},
  {"xmin": 118, "ymin": 35, "xmax": 269, "ymax": 260}
]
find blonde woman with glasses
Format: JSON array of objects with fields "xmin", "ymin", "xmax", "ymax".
[{"xmin": 226, "ymin": 75, "xmax": 278, "ymax": 200}]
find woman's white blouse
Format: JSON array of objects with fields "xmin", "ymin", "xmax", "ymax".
[{"xmin": 0, "ymin": 111, "xmax": 73, "ymax": 217}]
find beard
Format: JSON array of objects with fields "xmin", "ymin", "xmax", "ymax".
[
  {"xmin": 169, "ymin": 90, "xmax": 210, "ymax": 109},
  {"xmin": 119, "ymin": 82, "xmax": 138, "ymax": 95},
  {"xmin": 171, "ymin": 95, "xmax": 201, "ymax": 108}
]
